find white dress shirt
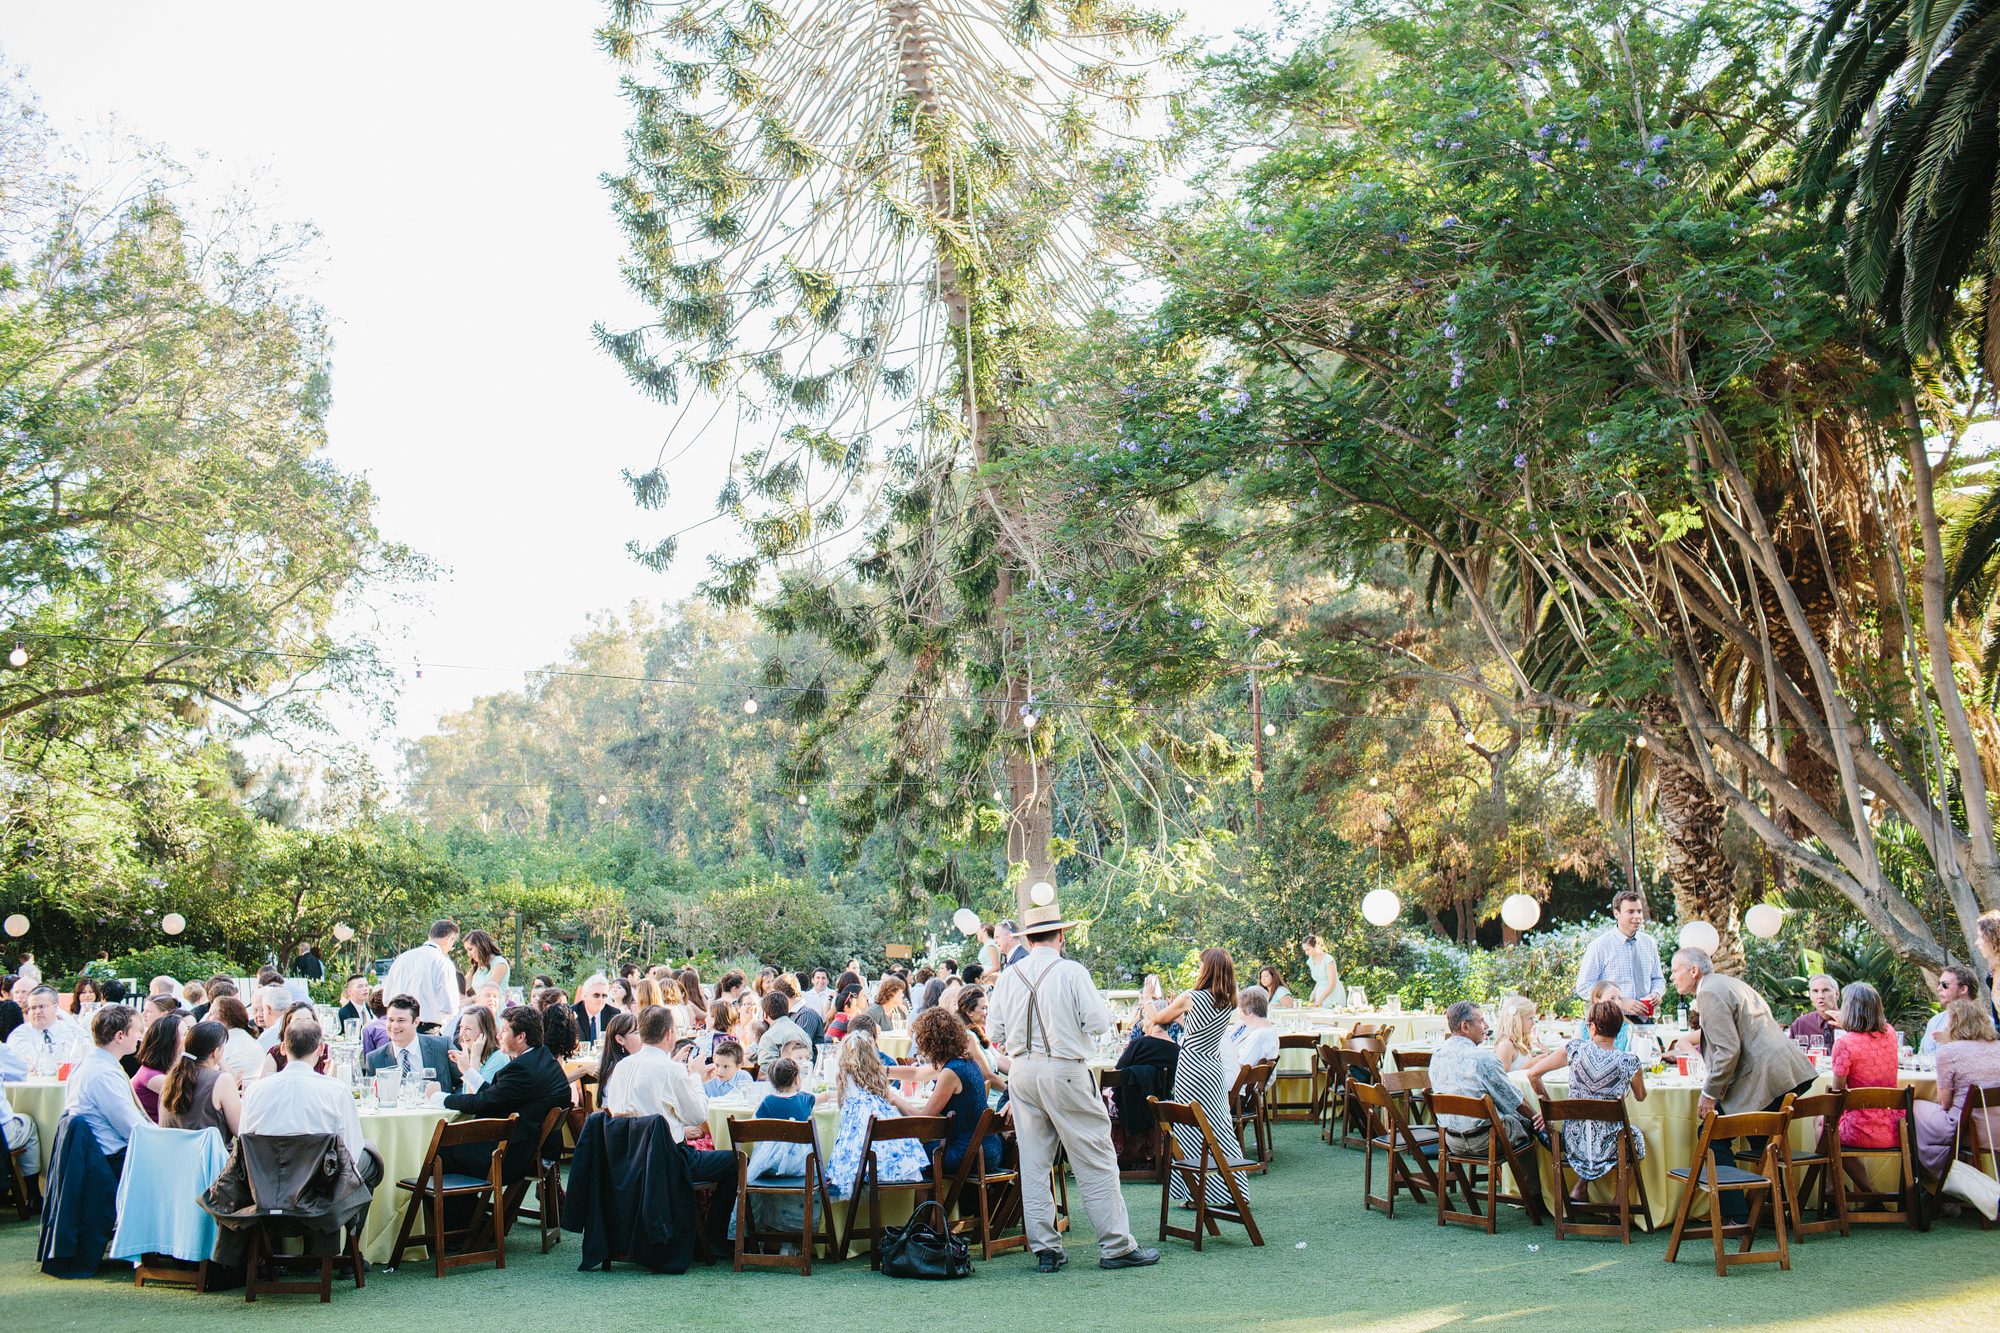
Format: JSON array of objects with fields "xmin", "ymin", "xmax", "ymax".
[
  {"xmin": 241, "ymin": 1058, "xmax": 366, "ymax": 1163},
  {"xmin": 602, "ymin": 1045, "xmax": 709, "ymax": 1142},
  {"xmin": 64, "ymin": 1046, "xmax": 145, "ymax": 1157},
  {"xmin": 382, "ymin": 941, "xmax": 458, "ymax": 1026},
  {"xmin": 1220, "ymin": 1022, "xmax": 1281, "ymax": 1080},
  {"xmin": 221, "ymin": 1028, "xmax": 265, "ymax": 1079},
  {"xmin": 988, "ymin": 946, "xmax": 1110, "ymax": 1061},
  {"xmin": 6, "ymin": 1017, "xmax": 86, "ymax": 1072}
]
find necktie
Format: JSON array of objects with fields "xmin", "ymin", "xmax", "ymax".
[{"xmin": 401, "ymin": 1047, "xmax": 413, "ymax": 1078}]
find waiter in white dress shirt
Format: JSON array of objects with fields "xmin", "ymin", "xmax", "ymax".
[{"xmin": 382, "ymin": 919, "xmax": 460, "ymax": 1033}]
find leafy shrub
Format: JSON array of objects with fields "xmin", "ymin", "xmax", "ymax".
[{"xmin": 101, "ymin": 944, "xmax": 238, "ymax": 988}]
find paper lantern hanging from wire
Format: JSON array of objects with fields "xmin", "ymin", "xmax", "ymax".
[
  {"xmin": 952, "ymin": 908, "xmax": 980, "ymax": 935},
  {"xmin": 1500, "ymin": 894, "xmax": 1541, "ymax": 932},
  {"xmin": 160, "ymin": 912, "xmax": 186, "ymax": 936},
  {"xmin": 2, "ymin": 913, "xmax": 26, "ymax": 937},
  {"xmin": 1677, "ymin": 920, "xmax": 1721, "ymax": 956},
  {"xmin": 332, "ymin": 923, "xmax": 355, "ymax": 942},
  {"xmin": 1743, "ymin": 903, "xmax": 1784, "ymax": 939},
  {"xmin": 1361, "ymin": 889, "xmax": 1402, "ymax": 927},
  {"xmin": 1029, "ymin": 882, "xmax": 1056, "ymax": 907}
]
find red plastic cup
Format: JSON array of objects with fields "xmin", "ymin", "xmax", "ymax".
[
  {"xmin": 56, "ymin": 1062, "xmax": 74, "ymax": 1081},
  {"xmin": 1674, "ymin": 1055, "xmax": 1690, "ymax": 1077}
]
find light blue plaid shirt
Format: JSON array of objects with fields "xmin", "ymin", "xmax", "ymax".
[{"xmin": 1574, "ymin": 926, "xmax": 1664, "ymax": 1004}]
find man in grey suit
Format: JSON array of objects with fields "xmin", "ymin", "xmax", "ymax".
[
  {"xmin": 1670, "ymin": 948, "xmax": 1815, "ymax": 1222},
  {"xmin": 362, "ymin": 994, "xmax": 458, "ymax": 1092}
]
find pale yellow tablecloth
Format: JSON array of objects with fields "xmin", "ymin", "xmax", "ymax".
[
  {"xmin": 1506, "ymin": 1069, "xmax": 1938, "ymax": 1230},
  {"xmin": 877, "ymin": 1032, "xmax": 912, "ymax": 1061},
  {"xmin": 704, "ymin": 1097, "xmax": 912, "ymax": 1254},
  {"xmin": 1271, "ymin": 1012, "xmax": 1451, "ymax": 1074},
  {"xmin": 357, "ymin": 1105, "xmax": 457, "ymax": 1262},
  {"xmin": 6, "ymin": 1078, "xmax": 65, "ymax": 1175}
]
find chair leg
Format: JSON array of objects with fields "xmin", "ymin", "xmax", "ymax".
[
  {"xmin": 388, "ymin": 1186, "xmax": 422, "ymax": 1270},
  {"xmin": 1709, "ymin": 1173, "xmax": 1727, "ymax": 1277}
]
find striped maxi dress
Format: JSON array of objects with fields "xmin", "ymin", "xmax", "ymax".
[{"xmin": 1169, "ymin": 990, "xmax": 1237, "ymax": 1206}]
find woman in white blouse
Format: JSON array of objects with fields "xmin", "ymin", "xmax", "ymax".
[{"xmin": 211, "ymin": 995, "xmax": 265, "ymax": 1079}]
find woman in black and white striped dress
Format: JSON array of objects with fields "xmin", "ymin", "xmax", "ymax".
[{"xmin": 1149, "ymin": 948, "xmax": 1240, "ymax": 1206}]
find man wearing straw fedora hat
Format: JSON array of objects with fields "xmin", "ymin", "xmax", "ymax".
[{"xmin": 990, "ymin": 895, "xmax": 1161, "ymax": 1273}]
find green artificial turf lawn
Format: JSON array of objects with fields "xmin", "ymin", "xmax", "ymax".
[{"xmin": 2, "ymin": 1122, "xmax": 1993, "ymax": 1333}]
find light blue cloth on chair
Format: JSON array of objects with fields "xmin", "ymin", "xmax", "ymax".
[{"xmin": 109, "ymin": 1123, "xmax": 228, "ymax": 1263}]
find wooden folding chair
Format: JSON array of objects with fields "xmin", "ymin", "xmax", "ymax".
[
  {"xmin": 1228, "ymin": 1060, "xmax": 1275, "ymax": 1171},
  {"xmin": 1336, "ymin": 1047, "xmax": 1384, "ymax": 1151},
  {"xmin": 1837, "ymin": 1086, "xmax": 1927, "ymax": 1231},
  {"xmin": 1923, "ymin": 1083, "xmax": 1999, "ymax": 1230},
  {"xmin": 939, "ymin": 1109, "xmax": 1027, "ymax": 1259},
  {"xmin": 1148, "ymin": 1097, "xmax": 1263, "ymax": 1250},
  {"xmin": 388, "ymin": 1113, "xmax": 517, "ymax": 1278},
  {"xmin": 1312, "ymin": 1043, "xmax": 1345, "ymax": 1140},
  {"xmin": 838, "ymin": 1114, "xmax": 948, "ymax": 1268},
  {"xmin": 1430, "ymin": 1092, "xmax": 1545, "ymax": 1233},
  {"xmin": 1664, "ymin": 1100, "xmax": 1794, "ymax": 1275},
  {"xmin": 1269, "ymin": 1035, "xmax": 1320, "ymax": 1120},
  {"xmin": 2, "ymin": 1142, "xmax": 38, "ymax": 1220},
  {"xmin": 243, "ymin": 1217, "xmax": 364, "ymax": 1303},
  {"xmin": 1098, "ymin": 1069, "xmax": 1168, "ymax": 1183},
  {"xmin": 730, "ymin": 1117, "xmax": 839, "ymax": 1274},
  {"xmin": 1537, "ymin": 1096, "xmax": 1651, "ymax": 1242},
  {"xmin": 1391, "ymin": 1048, "xmax": 1435, "ymax": 1123},
  {"xmin": 500, "ymin": 1106, "xmax": 569, "ymax": 1254},
  {"xmin": 1782, "ymin": 1089, "xmax": 1850, "ymax": 1241},
  {"xmin": 1352, "ymin": 1075, "xmax": 1440, "ymax": 1219}
]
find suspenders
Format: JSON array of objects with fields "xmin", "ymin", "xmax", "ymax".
[{"xmin": 1020, "ymin": 957, "xmax": 1064, "ymax": 1058}]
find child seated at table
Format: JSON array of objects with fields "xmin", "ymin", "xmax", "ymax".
[
  {"xmin": 705, "ymin": 1040, "xmax": 754, "ymax": 1099},
  {"xmin": 731, "ymin": 1057, "xmax": 817, "ymax": 1249},
  {"xmin": 845, "ymin": 1015, "xmax": 898, "ymax": 1067},
  {"xmin": 826, "ymin": 1034, "xmax": 927, "ymax": 1199}
]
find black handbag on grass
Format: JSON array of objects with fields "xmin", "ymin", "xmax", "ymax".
[{"xmin": 877, "ymin": 1200, "xmax": 972, "ymax": 1279}]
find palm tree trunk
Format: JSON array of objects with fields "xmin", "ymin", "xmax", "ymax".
[{"xmin": 1644, "ymin": 695, "xmax": 1742, "ymax": 973}]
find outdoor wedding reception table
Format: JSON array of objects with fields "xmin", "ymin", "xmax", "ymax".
[
  {"xmin": 1506, "ymin": 1065, "xmax": 1939, "ymax": 1230},
  {"xmin": 1270, "ymin": 1010, "xmax": 1452, "ymax": 1075},
  {"xmin": 7, "ymin": 1078, "xmax": 64, "ymax": 1175},
  {"xmin": 358, "ymin": 1102, "xmax": 457, "ymax": 1263}
]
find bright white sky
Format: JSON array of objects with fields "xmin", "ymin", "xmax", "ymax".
[{"xmin": 0, "ymin": 0, "xmax": 1250, "ymax": 785}]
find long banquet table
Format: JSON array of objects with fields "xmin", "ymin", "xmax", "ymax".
[
  {"xmin": 6, "ymin": 1077, "xmax": 65, "ymax": 1176},
  {"xmin": 1503, "ymin": 1066, "xmax": 1939, "ymax": 1230},
  {"xmin": 357, "ymin": 1104, "xmax": 457, "ymax": 1263}
]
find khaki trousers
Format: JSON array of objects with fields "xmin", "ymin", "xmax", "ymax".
[{"xmin": 1009, "ymin": 1054, "xmax": 1136, "ymax": 1258}]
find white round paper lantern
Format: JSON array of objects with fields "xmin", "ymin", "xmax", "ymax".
[
  {"xmin": 2, "ymin": 913, "xmax": 26, "ymax": 937},
  {"xmin": 953, "ymin": 908, "xmax": 980, "ymax": 935},
  {"xmin": 1029, "ymin": 881, "xmax": 1057, "ymax": 907},
  {"xmin": 1744, "ymin": 903, "xmax": 1783, "ymax": 939},
  {"xmin": 332, "ymin": 922, "xmax": 355, "ymax": 942},
  {"xmin": 1500, "ymin": 894, "xmax": 1541, "ymax": 932},
  {"xmin": 160, "ymin": 912, "xmax": 186, "ymax": 936},
  {"xmin": 1361, "ymin": 889, "xmax": 1402, "ymax": 927},
  {"xmin": 1678, "ymin": 919, "xmax": 1721, "ymax": 956}
]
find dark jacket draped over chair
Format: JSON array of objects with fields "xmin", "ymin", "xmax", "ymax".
[
  {"xmin": 38, "ymin": 1115, "xmax": 120, "ymax": 1278},
  {"xmin": 561, "ymin": 1110, "xmax": 698, "ymax": 1274},
  {"xmin": 199, "ymin": 1132, "xmax": 372, "ymax": 1264},
  {"xmin": 1113, "ymin": 1034, "xmax": 1180, "ymax": 1138}
]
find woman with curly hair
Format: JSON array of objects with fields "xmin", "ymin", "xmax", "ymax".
[{"xmin": 909, "ymin": 1005, "xmax": 1002, "ymax": 1175}]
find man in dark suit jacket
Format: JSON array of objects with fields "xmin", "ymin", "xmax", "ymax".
[
  {"xmin": 363, "ymin": 994, "xmax": 458, "ymax": 1092},
  {"xmin": 571, "ymin": 975, "xmax": 612, "ymax": 1044},
  {"xmin": 440, "ymin": 1005, "xmax": 572, "ymax": 1184}
]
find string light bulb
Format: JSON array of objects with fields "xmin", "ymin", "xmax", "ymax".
[
  {"xmin": 597, "ymin": 794, "xmax": 608, "ymax": 805},
  {"xmin": 1184, "ymin": 782, "xmax": 1195, "ymax": 795},
  {"xmin": 991, "ymin": 790, "xmax": 1004, "ymax": 803},
  {"xmin": 797, "ymin": 792, "xmax": 810, "ymax": 806},
  {"xmin": 6, "ymin": 642, "xmax": 25, "ymax": 669},
  {"xmin": 1462, "ymin": 731, "xmax": 1477, "ymax": 745},
  {"xmin": 1263, "ymin": 722, "xmax": 1277, "ymax": 737},
  {"xmin": 1021, "ymin": 712, "xmax": 1037, "ymax": 730},
  {"xmin": 743, "ymin": 697, "xmax": 759, "ymax": 714},
  {"xmin": 1635, "ymin": 734, "xmax": 1647, "ymax": 749},
  {"xmin": 1368, "ymin": 776, "xmax": 1379, "ymax": 788}
]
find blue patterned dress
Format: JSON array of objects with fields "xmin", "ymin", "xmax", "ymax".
[
  {"xmin": 826, "ymin": 1081, "xmax": 929, "ymax": 1199},
  {"xmin": 1561, "ymin": 1038, "xmax": 1644, "ymax": 1181}
]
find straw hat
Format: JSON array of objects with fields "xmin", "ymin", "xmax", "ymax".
[{"xmin": 1019, "ymin": 899, "xmax": 1085, "ymax": 935}]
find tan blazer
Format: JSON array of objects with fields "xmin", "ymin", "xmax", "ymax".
[{"xmin": 1695, "ymin": 973, "xmax": 1816, "ymax": 1114}]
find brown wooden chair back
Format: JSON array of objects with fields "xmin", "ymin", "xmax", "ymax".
[
  {"xmin": 388, "ymin": 1114, "xmax": 517, "ymax": 1280},
  {"xmin": 1227, "ymin": 1060, "xmax": 1275, "ymax": 1169},
  {"xmin": 1950, "ymin": 1085, "xmax": 2000, "ymax": 1232},
  {"xmin": 1782, "ymin": 1090, "xmax": 1849, "ymax": 1241},
  {"xmin": 730, "ymin": 1117, "xmax": 838, "ymax": 1274},
  {"xmin": 840, "ymin": 1114, "xmax": 949, "ymax": 1268},
  {"xmin": 938, "ymin": 1108, "xmax": 1029, "ymax": 1260},
  {"xmin": 1392, "ymin": 1048, "xmax": 1433, "ymax": 1071},
  {"xmin": 1537, "ymin": 1096, "xmax": 1650, "ymax": 1243},
  {"xmin": 1430, "ymin": 1093, "xmax": 1545, "ymax": 1234},
  {"xmin": 1350, "ymin": 1077, "xmax": 1440, "ymax": 1218},
  {"xmin": 1836, "ymin": 1085, "xmax": 1923, "ymax": 1229},
  {"xmin": 501, "ymin": 1106, "xmax": 571, "ymax": 1255},
  {"xmin": 1147, "ymin": 1097, "xmax": 1263, "ymax": 1250},
  {"xmin": 1664, "ymin": 1100, "xmax": 1795, "ymax": 1275}
]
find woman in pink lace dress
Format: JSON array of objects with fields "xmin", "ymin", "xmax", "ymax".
[{"xmin": 1829, "ymin": 982, "xmax": 1904, "ymax": 1199}]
